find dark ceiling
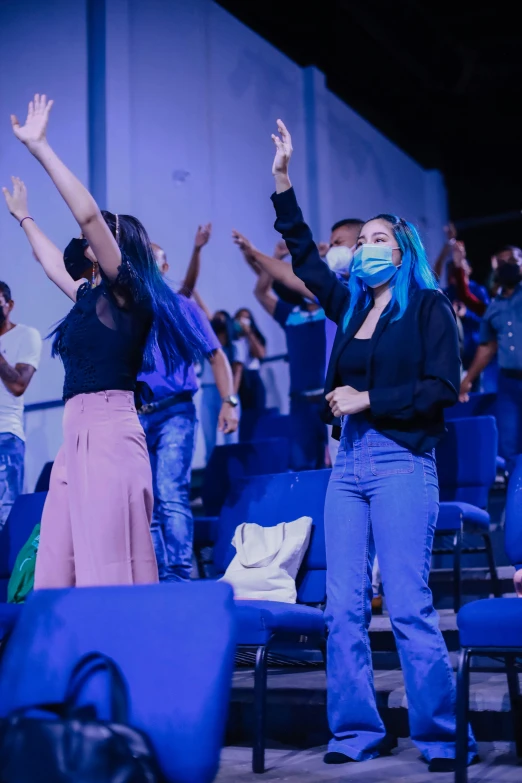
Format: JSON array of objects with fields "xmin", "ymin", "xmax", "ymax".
[{"xmin": 217, "ymin": 0, "xmax": 522, "ymax": 274}]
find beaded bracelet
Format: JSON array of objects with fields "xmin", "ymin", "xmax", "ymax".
[{"xmin": 19, "ymin": 216, "xmax": 34, "ymax": 228}]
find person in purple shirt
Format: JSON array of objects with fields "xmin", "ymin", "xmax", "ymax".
[{"xmin": 139, "ymin": 229, "xmax": 239, "ymax": 581}]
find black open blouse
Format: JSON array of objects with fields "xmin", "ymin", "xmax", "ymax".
[{"xmin": 271, "ymin": 187, "xmax": 461, "ymax": 453}]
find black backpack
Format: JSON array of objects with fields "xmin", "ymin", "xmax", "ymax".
[{"xmin": 0, "ymin": 652, "xmax": 163, "ymax": 783}]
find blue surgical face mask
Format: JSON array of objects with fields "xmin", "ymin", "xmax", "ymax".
[{"xmin": 352, "ymin": 244, "xmax": 401, "ymax": 288}]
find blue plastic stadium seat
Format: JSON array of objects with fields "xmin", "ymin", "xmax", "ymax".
[
  {"xmin": 0, "ymin": 582, "xmax": 236, "ymax": 783},
  {"xmin": 0, "ymin": 604, "xmax": 23, "ymax": 641},
  {"xmin": 444, "ymin": 392, "xmax": 497, "ymax": 420},
  {"xmin": 436, "ymin": 503, "xmax": 490, "ymax": 532},
  {"xmin": 201, "ymin": 438, "xmax": 290, "ymax": 518},
  {"xmin": 213, "ymin": 469, "xmax": 330, "ymax": 772},
  {"xmin": 434, "ymin": 417, "xmax": 500, "ymax": 611},
  {"xmin": 458, "ymin": 598, "xmax": 522, "ymax": 649},
  {"xmin": 455, "ymin": 452, "xmax": 522, "ymax": 783},
  {"xmin": 234, "ymin": 600, "xmax": 326, "ymax": 646},
  {"xmin": 0, "ymin": 492, "xmax": 47, "ymax": 603}
]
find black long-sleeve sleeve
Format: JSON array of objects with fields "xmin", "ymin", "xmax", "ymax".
[
  {"xmin": 369, "ymin": 291, "xmax": 460, "ymax": 420},
  {"xmin": 271, "ymin": 187, "xmax": 349, "ymax": 324}
]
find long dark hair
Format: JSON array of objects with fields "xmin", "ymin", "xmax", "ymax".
[
  {"xmin": 209, "ymin": 310, "xmax": 237, "ymax": 365},
  {"xmin": 53, "ymin": 211, "xmax": 209, "ymax": 374},
  {"xmin": 234, "ymin": 308, "xmax": 266, "ymax": 347}
]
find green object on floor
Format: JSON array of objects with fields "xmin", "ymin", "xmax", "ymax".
[{"xmin": 7, "ymin": 524, "xmax": 40, "ymax": 604}]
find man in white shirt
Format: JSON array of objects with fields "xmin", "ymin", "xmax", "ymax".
[{"xmin": 0, "ymin": 282, "xmax": 42, "ymax": 526}]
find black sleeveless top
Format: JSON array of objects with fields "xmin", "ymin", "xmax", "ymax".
[
  {"xmin": 337, "ymin": 337, "xmax": 370, "ymax": 392},
  {"xmin": 53, "ymin": 261, "xmax": 153, "ymax": 401}
]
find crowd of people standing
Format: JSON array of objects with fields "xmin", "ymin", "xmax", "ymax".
[{"xmin": 1, "ymin": 94, "xmax": 521, "ymax": 774}]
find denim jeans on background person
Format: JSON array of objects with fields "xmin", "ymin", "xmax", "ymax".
[
  {"xmin": 0, "ymin": 433, "xmax": 25, "ymax": 528},
  {"xmin": 200, "ymin": 384, "xmax": 239, "ymax": 461},
  {"xmin": 140, "ymin": 403, "xmax": 197, "ymax": 582},
  {"xmin": 324, "ymin": 415, "xmax": 476, "ymax": 762}
]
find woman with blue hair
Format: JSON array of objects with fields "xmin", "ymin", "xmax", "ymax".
[
  {"xmin": 2, "ymin": 95, "xmax": 214, "ymax": 587},
  {"xmin": 269, "ymin": 120, "xmax": 477, "ymax": 773}
]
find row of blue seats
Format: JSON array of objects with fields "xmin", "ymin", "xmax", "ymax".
[
  {"xmin": 0, "ymin": 413, "xmax": 516, "ymax": 780},
  {"xmin": 19, "ymin": 414, "xmax": 503, "ymax": 611}
]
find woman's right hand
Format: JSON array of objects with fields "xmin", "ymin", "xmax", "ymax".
[
  {"xmin": 2, "ymin": 176, "xmax": 29, "ymax": 222},
  {"xmin": 271, "ymin": 119, "xmax": 293, "ymax": 192},
  {"xmin": 459, "ymin": 373, "xmax": 472, "ymax": 402},
  {"xmin": 11, "ymin": 94, "xmax": 53, "ymax": 152}
]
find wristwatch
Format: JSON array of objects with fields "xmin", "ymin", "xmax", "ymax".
[{"xmin": 223, "ymin": 395, "xmax": 239, "ymax": 407}]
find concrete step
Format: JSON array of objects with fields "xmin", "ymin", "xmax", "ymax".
[{"xmin": 227, "ymin": 664, "xmax": 522, "ymax": 747}]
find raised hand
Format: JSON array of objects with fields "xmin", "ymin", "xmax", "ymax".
[
  {"xmin": 11, "ymin": 94, "xmax": 54, "ymax": 150},
  {"xmin": 444, "ymin": 222, "xmax": 457, "ymax": 243},
  {"xmin": 452, "ymin": 240, "xmax": 467, "ymax": 269},
  {"xmin": 271, "ymin": 119, "xmax": 293, "ymax": 177},
  {"xmin": 232, "ymin": 229, "xmax": 254, "ymax": 256},
  {"xmin": 194, "ymin": 223, "xmax": 212, "ymax": 249},
  {"xmin": 317, "ymin": 242, "xmax": 330, "ymax": 258},
  {"xmin": 2, "ymin": 177, "xmax": 29, "ymax": 222},
  {"xmin": 273, "ymin": 239, "xmax": 289, "ymax": 260}
]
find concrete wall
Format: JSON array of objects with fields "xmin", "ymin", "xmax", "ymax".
[{"xmin": 0, "ymin": 0, "xmax": 448, "ymax": 484}]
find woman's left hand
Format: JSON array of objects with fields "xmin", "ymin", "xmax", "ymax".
[
  {"xmin": 326, "ymin": 386, "xmax": 370, "ymax": 417},
  {"xmin": 218, "ymin": 402, "xmax": 239, "ymax": 435},
  {"xmin": 2, "ymin": 176, "xmax": 29, "ymax": 222},
  {"xmin": 11, "ymin": 94, "xmax": 53, "ymax": 151}
]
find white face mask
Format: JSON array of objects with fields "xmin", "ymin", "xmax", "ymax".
[{"xmin": 325, "ymin": 245, "xmax": 353, "ymax": 273}]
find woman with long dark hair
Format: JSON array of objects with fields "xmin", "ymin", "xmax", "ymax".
[
  {"xmin": 2, "ymin": 95, "xmax": 208, "ymax": 587},
  {"xmin": 269, "ymin": 120, "xmax": 477, "ymax": 772}
]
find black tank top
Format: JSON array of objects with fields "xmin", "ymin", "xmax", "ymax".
[
  {"xmin": 336, "ymin": 337, "xmax": 370, "ymax": 391},
  {"xmin": 53, "ymin": 263, "xmax": 153, "ymax": 401}
]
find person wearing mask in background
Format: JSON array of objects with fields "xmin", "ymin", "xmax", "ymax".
[
  {"xmin": 461, "ymin": 252, "xmax": 522, "ymax": 477},
  {"xmin": 232, "ymin": 219, "xmax": 363, "ymax": 455},
  {"xmin": 138, "ymin": 227, "xmax": 238, "ymax": 582},
  {"xmin": 0, "ymin": 281, "xmax": 42, "ymax": 527},
  {"xmin": 193, "ymin": 296, "xmax": 243, "ymax": 460},
  {"xmin": 443, "ymin": 241, "xmax": 489, "ymax": 389},
  {"xmin": 233, "ymin": 230, "xmax": 328, "ymax": 470},
  {"xmin": 233, "ymin": 308, "xmax": 267, "ymax": 440}
]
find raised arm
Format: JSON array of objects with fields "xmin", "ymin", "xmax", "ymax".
[
  {"xmin": 452, "ymin": 243, "xmax": 488, "ymax": 317},
  {"xmin": 2, "ymin": 177, "xmax": 84, "ymax": 302},
  {"xmin": 11, "ymin": 94, "xmax": 121, "ymax": 281},
  {"xmin": 191, "ymin": 289, "xmax": 213, "ymax": 321},
  {"xmin": 270, "ymin": 120, "xmax": 349, "ymax": 323},
  {"xmin": 433, "ymin": 223, "xmax": 457, "ymax": 280},
  {"xmin": 179, "ymin": 223, "xmax": 212, "ymax": 297},
  {"xmin": 254, "ymin": 269, "xmax": 278, "ymax": 318},
  {"xmin": 232, "ymin": 230, "xmax": 315, "ymax": 301}
]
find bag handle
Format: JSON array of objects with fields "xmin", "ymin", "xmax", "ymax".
[
  {"xmin": 235, "ymin": 522, "xmax": 286, "ymax": 568},
  {"xmin": 64, "ymin": 652, "xmax": 129, "ymax": 724}
]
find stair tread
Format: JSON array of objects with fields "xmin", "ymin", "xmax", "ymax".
[{"xmin": 232, "ymin": 667, "xmax": 520, "ymax": 713}]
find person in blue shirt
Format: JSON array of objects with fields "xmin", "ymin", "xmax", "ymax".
[
  {"xmin": 139, "ymin": 229, "xmax": 239, "ymax": 581},
  {"xmin": 254, "ymin": 268, "xmax": 327, "ymax": 471}
]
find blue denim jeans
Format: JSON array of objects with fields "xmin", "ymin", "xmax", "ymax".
[
  {"xmin": 0, "ymin": 433, "xmax": 25, "ymax": 528},
  {"xmin": 324, "ymin": 416, "xmax": 476, "ymax": 762},
  {"xmin": 496, "ymin": 371, "xmax": 522, "ymax": 477},
  {"xmin": 140, "ymin": 403, "xmax": 196, "ymax": 582}
]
